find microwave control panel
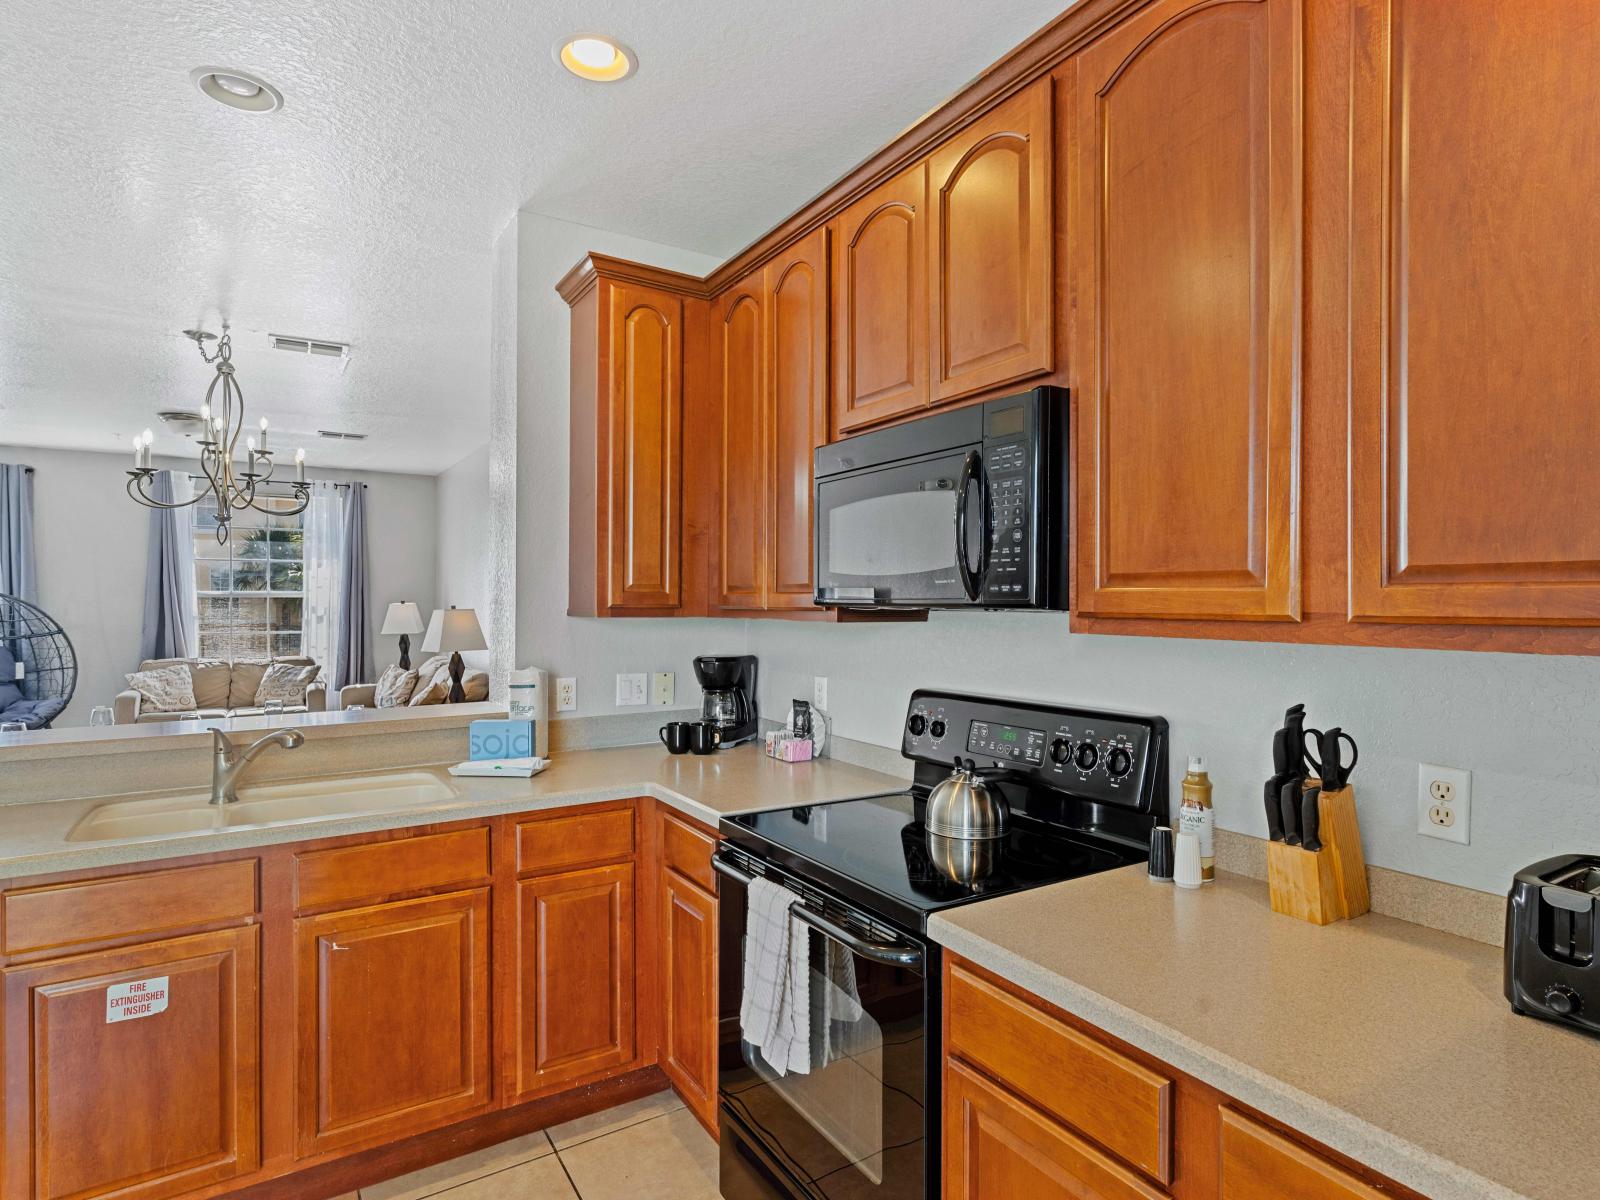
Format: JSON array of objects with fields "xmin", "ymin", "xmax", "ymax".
[{"xmin": 983, "ymin": 438, "xmax": 1034, "ymax": 602}]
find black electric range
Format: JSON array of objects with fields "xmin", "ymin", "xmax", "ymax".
[{"xmin": 715, "ymin": 690, "xmax": 1169, "ymax": 1200}]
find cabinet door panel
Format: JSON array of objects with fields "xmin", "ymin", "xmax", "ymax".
[
  {"xmin": 3, "ymin": 927, "xmax": 260, "ymax": 1200},
  {"xmin": 1075, "ymin": 0, "xmax": 1301, "ymax": 620},
  {"xmin": 930, "ymin": 78, "xmax": 1054, "ymax": 402},
  {"xmin": 514, "ymin": 862, "xmax": 636, "ymax": 1097},
  {"xmin": 1349, "ymin": 0, "xmax": 1600, "ymax": 623},
  {"xmin": 943, "ymin": 1060, "xmax": 1165, "ymax": 1200},
  {"xmin": 718, "ymin": 283, "xmax": 767, "ymax": 609},
  {"xmin": 295, "ymin": 890, "xmax": 491, "ymax": 1157},
  {"xmin": 765, "ymin": 228, "xmax": 830, "ymax": 609},
  {"xmin": 608, "ymin": 282, "xmax": 683, "ymax": 609},
  {"xmin": 833, "ymin": 165, "xmax": 929, "ymax": 435},
  {"xmin": 661, "ymin": 870, "xmax": 718, "ymax": 1132},
  {"xmin": 1220, "ymin": 1108, "xmax": 1385, "ymax": 1200}
]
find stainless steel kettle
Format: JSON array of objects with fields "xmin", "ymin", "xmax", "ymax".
[{"xmin": 925, "ymin": 762, "xmax": 1009, "ymax": 839}]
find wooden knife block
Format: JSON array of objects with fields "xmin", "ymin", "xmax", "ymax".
[{"xmin": 1267, "ymin": 784, "xmax": 1370, "ymax": 925}]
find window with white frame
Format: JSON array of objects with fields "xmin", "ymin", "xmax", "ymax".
[{"xmin": 193, "ymin": 495, "xmax": 305, "ymax": 659}]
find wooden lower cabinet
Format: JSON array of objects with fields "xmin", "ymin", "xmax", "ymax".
[
  {"xmin": 1, "ymin": 926, "xmax": 261, "ymax": 1200},
  {"xmin": 294, "ymin": 888, "xmax": 492, "ymax": 1158},
  {"xmin": 660, "ymin": 867, "xmax": 718, "ymax": 1132},
  {"xmin": 513, "ymin": 862, "xmax": 638, "ymax": 1097},
  {"xmin": 1219, "ymin": 1108, "xmax": 1387, "ymax": 1200}
]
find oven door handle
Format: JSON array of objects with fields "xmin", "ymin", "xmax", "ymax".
[
  {"xmin": 955, "ymin": 450, "xmax": 990, "ymax": 602},
  {"xmin": 713, "ymin": 856, "xmax": 925, "ymax": 971}
]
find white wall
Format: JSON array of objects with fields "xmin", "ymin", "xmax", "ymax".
[
  {"xmin": 434, "ymin": 443, "xmax": 492, "ymax": 673},
  {"xmin": 747, "ymin": 614, "xmax": 1600, "ymax": 895},
  {"xmin": 0, "ymin": 444, "xmax": 438, "ymax": 725},
  {"xmin": 492, "ymin": 211, "xmax": 744, "ymax": 717}
]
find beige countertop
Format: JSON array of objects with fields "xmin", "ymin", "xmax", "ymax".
[
  {"xmin": 0, "ymin": 743, "xmax": 909, "ymax": 879},
  {"xmin": 929, "ymin": 867, "xmax": 1596, "ymax": 1200}
]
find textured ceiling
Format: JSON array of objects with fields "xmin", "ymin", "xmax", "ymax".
[{"xmin": 0, "ymin": 0, "xmax": 1072, "ymax": 474}]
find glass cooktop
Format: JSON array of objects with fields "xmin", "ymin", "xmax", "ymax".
[{"xmin": 721, "ymin": 792, "xmax": 1140, "ymax": 931}]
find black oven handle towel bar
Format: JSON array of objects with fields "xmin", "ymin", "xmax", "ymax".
[{"xmin": 712, "ymin": 855, "xmax": 925, "ymax": 971}]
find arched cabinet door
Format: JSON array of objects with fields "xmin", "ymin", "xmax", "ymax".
[
  {"xmin": 832, "ymin": 164, "xmax": 929, "ymax": 436},
  {"xmin": 1348, "ymin": 0, "xmax": 1600, "ymax": 624},
  {"xmin": 1073, "ymin": 0, "xmax": 1303, "ymax": 621},
  {"xmin": 929, "ymin": 77, "xmax": 1054, "ymax": 403},
  {"xmin": 716, "ymin": 282, "xmax": 766, "ymax": 610},
  {"xmin": 607, "ymin": 283, "xmax": 684, "ymax": 610}
]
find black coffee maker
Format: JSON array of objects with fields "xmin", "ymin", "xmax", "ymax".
[
  {"xmin": 693, "ymin": 655, "xmax": 758, "ymax": 747},
  {"xmin": 1506, "ymin": 854, "xmax": 1600, "ymax": 1037}
]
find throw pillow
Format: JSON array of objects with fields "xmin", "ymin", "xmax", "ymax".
[
  {"xmin": 254, "ymin": 662, "xmax": 321, "ymax": 706},
  {"xmin": 461, "ymin": 670, "xmax": 490, "ymax": 702},
  {"xmin": 228, "ymin": 661, "xmax": 271, "ymax": 709},
  {"xmin": 374, "ymin": 664, "xmax": 420, "ymax": 708},
  {"xmin": 408, "ymin": 670, "xmax": 450, "ymax": 706},
  {"xmin": 186, "ymin": 659, "xmax": 232, "ymax": 709},
  {"xmin": 125, "ymin": 664, "xmax": 197, "ymax": 713}
]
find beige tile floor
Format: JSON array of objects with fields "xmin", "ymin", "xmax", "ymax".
[{"xmin": 341, "ymin": 1089, "xmax": 719, "ymax": 1200}]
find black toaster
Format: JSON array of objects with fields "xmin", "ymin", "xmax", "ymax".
[{"xmin": 1506, "ymin": 854, "xmax": 1600, "ymax": 1036}]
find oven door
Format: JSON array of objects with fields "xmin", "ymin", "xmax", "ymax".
[
  {"xmin": 813, "ymin": 447, "xmax": 988, "ymax": 607},
  {"xmin": 714, "ymin": 852, "xmax": 934, "ymax": 1200}
]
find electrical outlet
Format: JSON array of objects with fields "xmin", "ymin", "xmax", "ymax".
[
  {"xmin": 813, "ymin": 676, "xmax": 828, "ymax": 711},
  {"xmin": 1418, "ymin": 763, "xmax": 1471, "ymax": 844},
  {"xmin": 651, "ymin": 671, "xmax": 675, "ymax": 706},
  {"xmin": 615, "ymin": 673, "xmax": 648, "ymax": 706},
  {"xmin": 555, "ymin": 677, "xmax": 577, "ymax": 712}
]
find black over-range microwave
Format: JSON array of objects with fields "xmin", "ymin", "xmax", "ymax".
[{"xmin": 813, "ymin": 386, "xmax": 1068, "ymax": 610}]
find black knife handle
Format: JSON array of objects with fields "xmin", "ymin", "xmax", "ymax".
[
  {"xmin": 1301, "ymin": 787, "xmax": 1322, "ymax": 852},
  {"xmin": 1264, "ymin": 777, "xmax": 1286, "ymax": 841},
  {"xmin": 1280, "ymin": 778, "xmax": 1302, "ymax": 846}
]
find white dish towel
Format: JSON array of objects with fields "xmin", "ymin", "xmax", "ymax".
[{"xmin": 740, "ymin": 875, "xmax": 812, "ymax": 1076}]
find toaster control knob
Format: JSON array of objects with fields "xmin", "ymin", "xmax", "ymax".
[
  {"xmin": 1049, "ymin": 737, "xmax": 1071, "ymax": 765},
  {"xmin": 1543, "ymin": 984, "xmax": 1581, "ymax": 1016},
  {"xmin": 1074, "ymin": 742, "xmax": 1099, "ymax": 772},
  {"xmin": 1107, "ymin": 747, "xmax": 1134, "ymax": 779},
  {"xmin": 929, "ymin": 718, "xmax": 947, "ymax": 740},
  {"xmin": 907, "ymin": 713, "xmax": 927, "ymax": 737}
]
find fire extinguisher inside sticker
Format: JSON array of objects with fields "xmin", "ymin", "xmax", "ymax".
[{"xmin": 105, "ymin": 976, "xmax": 169, "ymax": 1023}]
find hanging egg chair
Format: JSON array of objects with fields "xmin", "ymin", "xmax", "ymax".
[{"xmin": 0, "ymin": 594, "xmax": 76, "ymax": 729}]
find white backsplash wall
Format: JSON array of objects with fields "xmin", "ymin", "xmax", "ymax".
[{"xmin": 750, "ymin": 611, "xmax": 1600, "ymax": 894}]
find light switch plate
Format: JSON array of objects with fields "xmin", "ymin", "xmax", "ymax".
[
  {"xmin": 555, "ymin": 677, "xmax": 577, "ymax": 712},
  {"xmin": 651, "ymin": 672, "xmax": 675, "ymax": 706},
  {"xmin": 615, "ymin": 673, "xmax": 648, "ymax": 706},
  {"xmin": 1418, "ymin": 763, "xmax": 1471, "ymax": 844}
]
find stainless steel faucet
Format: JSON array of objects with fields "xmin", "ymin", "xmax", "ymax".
[{"xmin": 210, "ymin": 727, "xmax": 305, "ymax": 805}]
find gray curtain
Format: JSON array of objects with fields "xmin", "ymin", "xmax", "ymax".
[
  {"xmin": 334, "ymin": 483, "xmax": 372, "ymax": 689},
  {"xmin": 0, "ymin": 463, "xmax": 37, "ymax": 602},
  {"xmin": 139, "ymin": 470, "xmax": 197, "ymax": 661}
]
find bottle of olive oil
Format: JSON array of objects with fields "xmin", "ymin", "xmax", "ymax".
[{"xmin": 1178, "ymin": 757, "xmax": 1215, "ymax": 883}]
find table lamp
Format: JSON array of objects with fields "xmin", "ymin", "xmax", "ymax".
[
  {"xmin": 380, "ymin": 601, "xmax": 426, "ymax": 670},
  {"xmin": 420, "ymin": 606, "xmax": 488, "ymax": 703}
]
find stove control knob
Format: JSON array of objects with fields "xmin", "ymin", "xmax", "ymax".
[
  {"xmin": 929, "ymin": 718, "xmax": 947, "ymax": 740},
  {"xmin": 1049, "ymin": 737, "xmax": 1072, "ymax": 765},
  {"xmin": 1107, "ymin": 747, "xmax": 1134, "ymax": 779},
  {"xmin": 1544, "ymin": 984, "xmax": 1582, "ymax": 1016},
  {"xmin": 907, "ymin": 713, "xmax": 927, "ymax": 737},
  {"xmin": 1074, "ymin": 742, "xmax": 1099, "ymax": 772}
]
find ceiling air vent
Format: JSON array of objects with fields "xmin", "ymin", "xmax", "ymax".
[
  {"xmin": 317, "ymin": 429, "xmax": 368, "ymax": 441},
  {"xmin": 270, "ymin": 333, "xmax": 350, "ymax": 358}
]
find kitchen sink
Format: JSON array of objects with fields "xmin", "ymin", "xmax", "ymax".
[{"xmin": 67, "ymin": 771, "xmax": 458, "ymax": 842}]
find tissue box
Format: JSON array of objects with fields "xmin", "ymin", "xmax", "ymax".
[{"xmin": 470, "ymin": 719, "xmax": 535, "ymax": 761}]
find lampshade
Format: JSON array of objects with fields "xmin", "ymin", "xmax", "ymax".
[
  {"xmin": 421, "ymin": 606, "xmax": 487, "ymax": 654},
  {"xmin": 380, "ymin": 601, "xmax": 426, "ymax": 636}
]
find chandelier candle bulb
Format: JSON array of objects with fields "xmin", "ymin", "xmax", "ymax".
[
  {"xmin": 258, "ymin": 416, "xmax": 268, "ymax": 451},
  {"xmin": 294, "ymin": 448, "xmax": 305, "ymax": 482}
]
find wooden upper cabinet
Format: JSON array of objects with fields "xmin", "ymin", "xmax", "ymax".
[
  {"xmin": 833, "ymin": 163, "xmax": 930, "ymax": 435},
  {"xmin": 2, "ymin": 927, "xmax": 260, "ymax": 1200},
  {"xmin": 1348, "ymin": 0, "xmax": 1600, "ymax": 625},
  {"xmin": 716, "ymin": 279, "xmax": 767, "ymax": 610},
  {"xmin": 295, "ymin": 890, "xmax": 492, "ymax": 1158},
  {"xmin": 765, "ymin": 228, "xmax": 830, "ymax": 610},
  {"xmin": 1073, "ymin": 0, "xmax": 1303, "ymax": 621},
  {"xmin": 929, "ymin": 77, "xmax": 1054, "ymax": 403}
]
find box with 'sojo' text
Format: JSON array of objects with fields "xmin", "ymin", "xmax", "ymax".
[{"xmin": 469, "ymin": 719, "xmax": 536, "ymax": 760}]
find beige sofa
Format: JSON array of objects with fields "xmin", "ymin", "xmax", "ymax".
[
  {"xmin": 337, "ymin": 655, "xmax": 488, "ymax": 710},
  {"xmin": 115, "ymin": 657, "xmax": 328, "ymax": 724}
]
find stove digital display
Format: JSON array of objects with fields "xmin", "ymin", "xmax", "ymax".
[{"xmin": 968, "ymin": 720, "xmax": 1046, "ymax": 765}]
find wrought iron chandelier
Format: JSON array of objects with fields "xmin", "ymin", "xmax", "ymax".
[{"xmin": 127, "ymin": 327, "xmax": 309, "ymax": 544}]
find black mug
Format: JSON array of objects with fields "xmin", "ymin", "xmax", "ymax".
[
  {"xmin": 659, "ymin": 722, "xmax": 691, "ymax": 754},
  {"xmin": 688, "ymin": 722, "xmax": 723, "ymax": 755}
]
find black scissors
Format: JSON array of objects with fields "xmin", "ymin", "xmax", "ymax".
[{"xmin": 1303, "ymin": 726, "xmax": 1358, "ymax": 790}]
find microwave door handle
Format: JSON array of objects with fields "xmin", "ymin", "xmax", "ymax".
[
  {"xmin": 956, "ymin": 451, "xmax": 982, "ymax": 601},
  {"xmin": 975, "ymin": 453, "xmax": 992, "ymax": 594}
]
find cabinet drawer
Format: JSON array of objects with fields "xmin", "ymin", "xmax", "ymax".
[
  {"xmin": 2, "ymin": 859, "xmax": 258, "ymax": 957},
  {"xmin": 294, "ymin": 827, "xmax": 491, "ymax": 913},
  {"xmin": 1220, "ymin": 1108, "xmax": 1387, "ymax": 1200},
  {"xmin": 661, "ymin": 808, "xmax": 717, "ymax": 893},
  {"xmin": 517, "ymin": 805, "xmax": 635, "ymax": 876},
  {"xmin": 946, "ymin": 962, "xmax": 1172, "ymax": 1183}
]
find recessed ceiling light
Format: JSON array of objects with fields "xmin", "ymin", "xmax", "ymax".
[
  {"xmin": 190, "ymin": 66, "xmax": 283, "ymax": 113},
  {"xmin": 554, "ymin": 35, "xmax": 636, "ymax": 83}
]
